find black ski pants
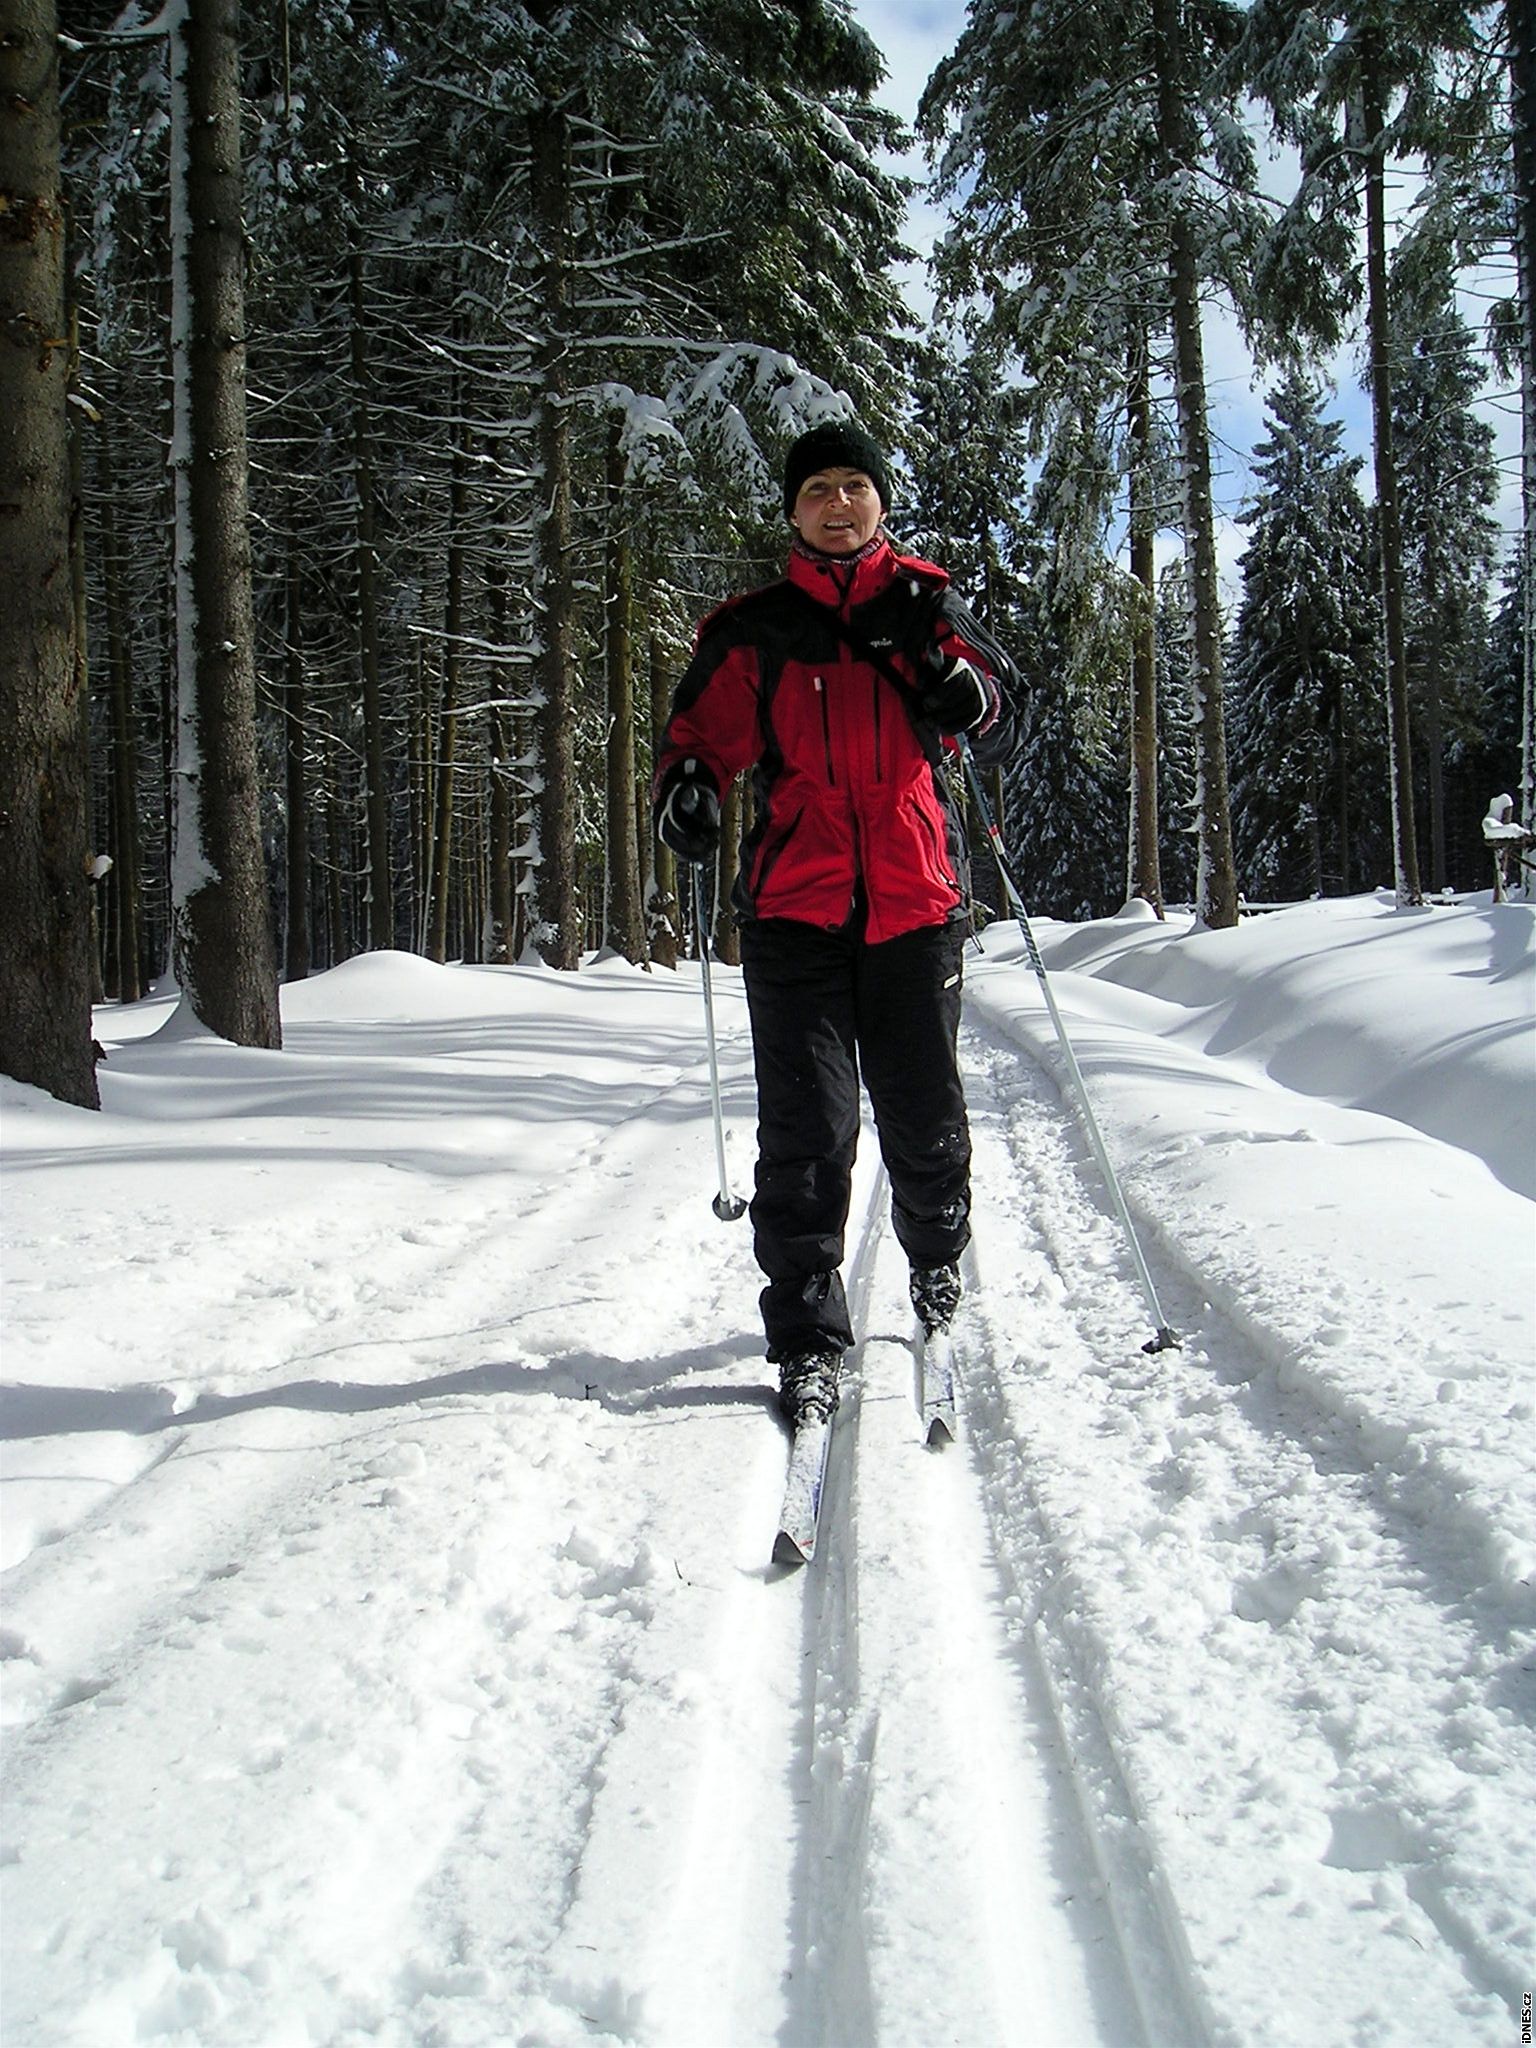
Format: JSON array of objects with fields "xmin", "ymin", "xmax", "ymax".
[{"xmin": 739, "ymin": 912, "xmax": 972, "ymax": 1362}]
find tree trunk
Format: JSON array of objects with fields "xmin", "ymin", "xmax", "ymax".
[
  {"xmin": 98, "ymin": 426, "xmax": 143, "ymax": 1002},
  {"xmin": 482, "ymin": 443, "xmax": 515, "ymax": 965},
  {"xmin": 714, "ymin": 778, "xmax": 742, "ymax": 966},
  {"xmin": 1421, "ymin": 581, "xmax": 1448, "ymax": 893},
  {"xmin": 1334, "ymin": 689, "xmax": 1353, "ymax": 896},
  {"xmin": 647, "ymin": 632, "xmax": 679, "ymax": 969},
  {"xmin": 66, "ymin": 304, "xmax": 104, "ymax": 1009},
  {"xmin": 0, "ymin": 0, "xmax": 100, "ymax": 1105},
  {"xmin": 167, "ymin": 0, "xmax": 281, "ymax": 1045},
  {"xmin": 1126, "ymin": 330, "xmax": 1164, "ymax": 915},
  {"xmin": 283, "ymin": 526, "xmax": 311, "ymax": 981},
  {"xmin": 530, "ymin": 101, "xmax": 581, "ymax": 969},
  {"xmin": 412, "ymin": 646, "xmax": 432, "ymax": 950},
  {"xmin": 426, "ymin": 423, "xmax": 468, "ymax": 964},
  {"xmin": 604, "ymin": 423, "xmax": 645, "ymax": 963},
  {"xmin": 1509, "ymin": 0, "xmax": 1535, "ymax": 838},
  {"xmin": 1359, "ymin": 51, "xmax": 1423, "ymax": 906},
  {"xmin": 346, "ymin": 160, "xmax": 394, "ymax": 951},
  {"xmin": 1150, "ymin": 0, "xmax": 1239, "ymax": 929},
  {"xmin": 323, "ymin": 727, "xmax": 347, "ymax": 968}
]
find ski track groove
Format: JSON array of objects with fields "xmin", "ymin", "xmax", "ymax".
[
  {"xmin": 3, "ymin": 1036, "xmax": 773, "ymax": 2046},
  {"xmin": 958, "ymin": 1016, "xmax": 1530, "ymax": 2047},
  {"xmin": 6, "ymin": 971, "xmax": 1527, "ymax": 2045}
]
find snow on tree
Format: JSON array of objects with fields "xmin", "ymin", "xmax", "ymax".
[
  {"xmin": 921, "ymin": 0, "xmax": 1271, "ymax": 930},
  {"xmin": 1239, "ymin": 0, "xmax": 1506, "ymax": 907},
  {"xmin": 1154, "ymin": 559, "xmax": 1200, "ymax": 906}
]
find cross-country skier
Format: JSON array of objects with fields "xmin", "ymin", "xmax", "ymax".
[{"xmin": 653, "ymin": 420, "xmax": 1020, "ymax": 1426}]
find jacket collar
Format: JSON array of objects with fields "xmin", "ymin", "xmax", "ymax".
[{"xmin": 787, "ymin": 532, "xmax": 898, "ymax": 611}]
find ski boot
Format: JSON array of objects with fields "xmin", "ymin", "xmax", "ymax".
[
  {"xmin": 909, "ymin": 1262, "xmax": 962, "ymax": 1337},
  {"xmin": 777, "ymin": 1349, "xmax": 842, "ymax": 1426}
]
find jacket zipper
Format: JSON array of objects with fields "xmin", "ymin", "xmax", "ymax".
[
  {"xmin": 872, "ymin": 674, "xmax": 883, "ymax": 782},
  {"xmin": 814, "ymin": 676, "xmax": 835, "ymax": 785}
]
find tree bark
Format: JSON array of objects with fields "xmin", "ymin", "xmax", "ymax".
[
  {"xmin": 647, "ymin": 632, "xmax": 679, "ymax": 969},
  {"xmin": 604, "ymin": 422, "xmax": 645, "ymax": 962},
  {"xmin": 1126, "ymin": 330, "xmax": 1164, "ymax": 915},
  {"xmin": 0, "ymin": 0, "xmax": 100, "ymax": 1106},
  {"xmin": 1359, "ymin": 47, "xmax": 1423, "ymax": 906},
  {"xmin": 98, "ymin": 426, "xmax": 143, "ymax": 1002},
  {"xmin": 1421, "ymin": 577, "xmax": 1448, "ymax": 893},
  {"xmin": 426, "ymin": 421, "xmax": 468, "ymax": 964},
  {"xmin": 483, "ymin": 530, "xmax": 515, "ymax": 965},
  {"xmin": 283, "ymin": 525, "xmax": 311, "ymax": 981},
  {"xmin": 167, "ymin": 0, "xmax": 281, "ymax": 1044},
  {"xmin": 1509, "ymin": 0, "xmax": 1535, "ymax": 837},
  {"xmin": 1150, "ymin": 0, "xmax": 1239, "ymax": 929},
  {"xmin": 530, "ymin": 100, "xmax": 581, "ymax": 969},
  {"xmin": 346, "ymin": 157, "xmax": 394, "ymax": 950},
  {"xmin": 714, "ymin": 779, "xmax": 742, "ymax": 967}
]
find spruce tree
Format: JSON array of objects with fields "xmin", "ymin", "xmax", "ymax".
[
  {"xmin": 1239, "ymin": 0, "xmax": 1501, "ymax": 905},
  {"xmin": 921, "ymin": 0, "xmax": 1270, "ymax": 928},
  {"xmin": 1392, "ymin": 293, "xmax": 1500, "ymax": 889},
  {"xmin": 1227, "ymin": 372, "xmax": 1381, "ymax": 899}
]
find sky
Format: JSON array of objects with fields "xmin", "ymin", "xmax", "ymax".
[{"xmin": 843, "ymin": 0, "xmax": 1523, "ymax": 604}]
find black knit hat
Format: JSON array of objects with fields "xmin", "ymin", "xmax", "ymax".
[{"xmin": 782, "ymin": 421, "xmax": 892, "ymax": 518}]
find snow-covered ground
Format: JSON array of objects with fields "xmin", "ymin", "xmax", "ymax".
[{"xmin": 2, "ymin": 891, "xmax": 1531, "ymax": 2048}]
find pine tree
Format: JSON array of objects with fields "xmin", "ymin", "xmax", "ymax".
[
  {"xmin": 999, "ymin": 578, "xmax": 1122, "ymax": 919},
  {"xmin": 1392, "ymin": 293, "xmax": 1500, "ymax": 889},
  {"xmin": 921, "ymin": 0, "xmax": 1269, "ymax": 928},
  {"xmin": 1227, "ymin": 372, "xmax": 1381, "ymax": 899},
  {"xmin": 64, "ymin": 0, "xmax": 915, "ymax": 989},
  {"xmin": 1239, "ymin": 0, "xmax": 1503, "ymax": 905},
  {"xmin": 902, "ymin": 340, "xmax": 1035, "ymax": 622}
]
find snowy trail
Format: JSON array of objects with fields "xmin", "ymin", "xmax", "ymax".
[
  {"xmin": 2, "ymin": 988, "xmax": 1145, "ymax": 2047},
  {"xmin": 800, "ymin": 1194, "xmax": 1151, "ymax": 2048},
  {"xmin": 535, "ymin": 1143, "xmax": 1146, "ymax": 2048},
  {"xmin": 3, "ymin": 915, "xmax": 1530, "ymax": 2047},
  {"xmin": 956, "ymin": 1014, "xmax": 1529, "ymax": 2048}
]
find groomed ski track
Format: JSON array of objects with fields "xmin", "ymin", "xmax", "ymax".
[{"xmin": 1, "ymin": 949, "xmax": 1525, "ymax": 2046}]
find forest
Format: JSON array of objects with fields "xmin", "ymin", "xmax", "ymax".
[{"xmin": 1, "ymin": 0, "xmax": 1531, "ymax": 1110}]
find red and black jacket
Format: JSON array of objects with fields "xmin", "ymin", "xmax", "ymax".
[{"xmin": 655, "ymin": 538, "xmax": 1018, "ymax": 944}]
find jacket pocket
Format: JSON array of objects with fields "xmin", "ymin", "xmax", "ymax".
[
  {"xmin": 905, "ymin": 789, "xmax": 956, "ymax": 892},
  {"xmin": 748, "ymin": 805, "xmax": 805, "ymax": 900}
]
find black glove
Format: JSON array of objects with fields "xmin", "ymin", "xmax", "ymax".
[
  {"xmin": 656, "ymin": 761, "xmax": 721, "ymax": 863},
  {"xmin": 918, "ymin": 650, "xmax": 991, "ymax": 735}
]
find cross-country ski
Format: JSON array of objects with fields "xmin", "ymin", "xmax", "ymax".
[
  {"xmin": 772, "ymin": 1412, "xmax": 836, "ymax": 1567},
  {"xmin": 918, "ymin": 1324, "xmax": 957, "ymax": 1443}
]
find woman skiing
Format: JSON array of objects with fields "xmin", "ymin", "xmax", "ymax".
[{"xmin": 653, "ymin": 420, "xmax": 1019, "ymax": 1423}]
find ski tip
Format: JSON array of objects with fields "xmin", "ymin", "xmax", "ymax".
[
  {"xmin": 924, "ymin": 1411, "xmax": 956, "ymax": 1446},
  {"xmin": 772, "ymin": 1530, "xmax": 813, "ymax": 1569}
]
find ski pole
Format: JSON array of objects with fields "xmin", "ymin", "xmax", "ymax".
[
  {"xmin": 693, "ymin": 862, "xmax": 748, "ymax": 1222},
  {"xmin": 960, "ymin": 744, "xmax": 1179, "ymax": 1354}
]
